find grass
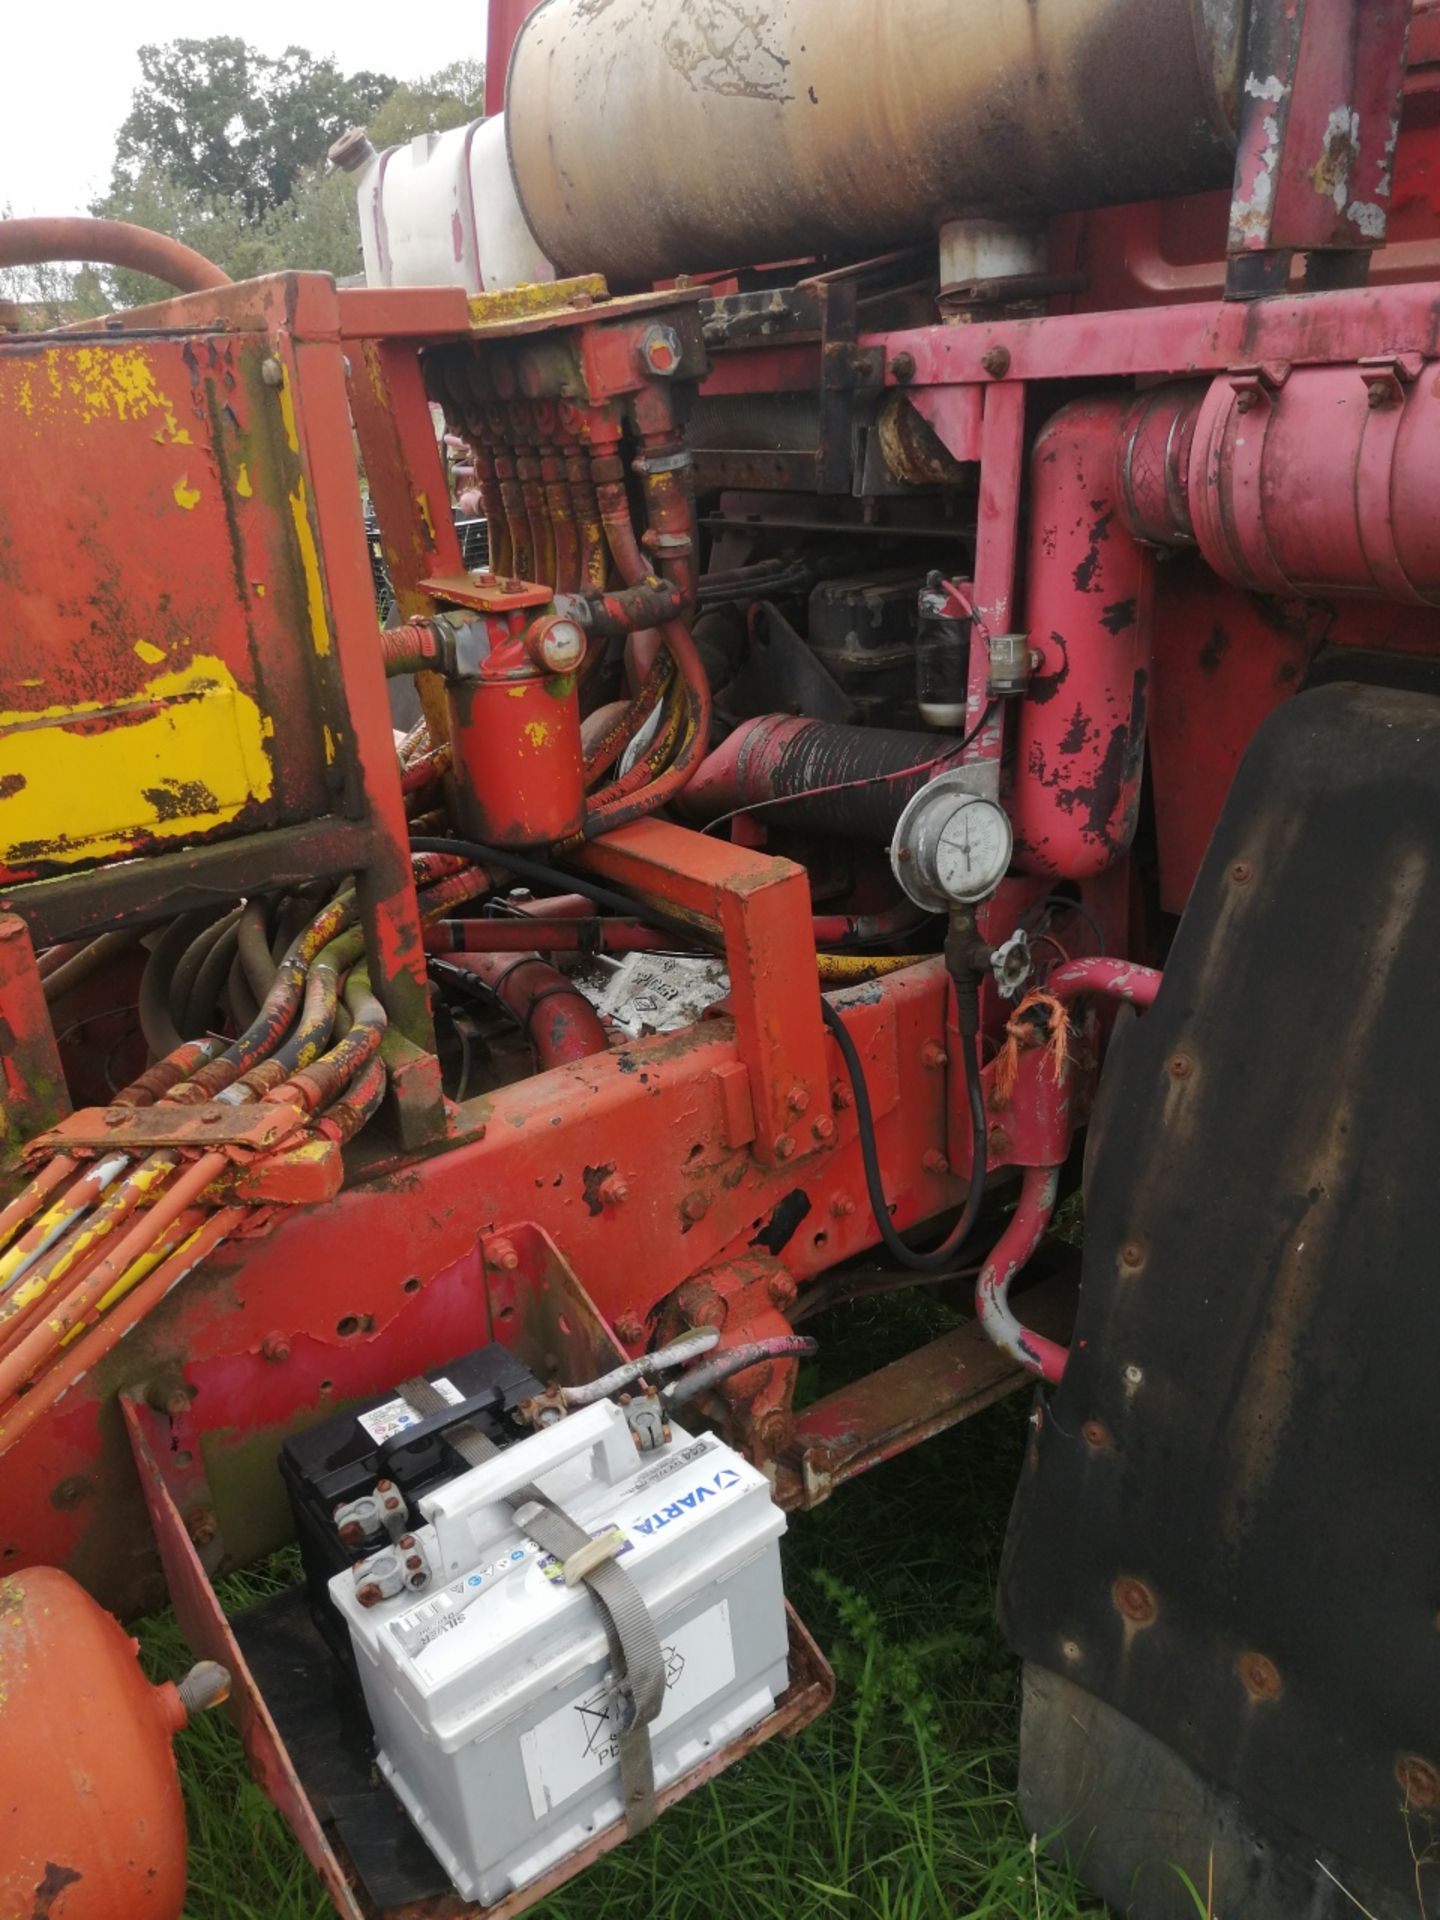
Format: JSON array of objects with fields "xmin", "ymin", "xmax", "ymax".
[{"xmin": 138, "ymin": 1289, "xmax": 1108, "ymax": 1920}]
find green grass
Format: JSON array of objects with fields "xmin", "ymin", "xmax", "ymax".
[{"xmin": 139, "ymin": 1293, "xmax": 1106, "ymax": 1920}]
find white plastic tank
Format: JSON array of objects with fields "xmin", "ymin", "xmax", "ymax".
[{"xmin": 332, "ymin": 116, "xmax": 553, "ymax": 294}]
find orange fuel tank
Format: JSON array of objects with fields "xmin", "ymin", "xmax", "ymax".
[{"xmin": 0, "ymin": 1565, "xmax": 228, "ymax": 1920}]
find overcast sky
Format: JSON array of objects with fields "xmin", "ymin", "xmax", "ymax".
[{"xmin": 1, "ymin": 2, "xmax": 484, "ymax": 220}]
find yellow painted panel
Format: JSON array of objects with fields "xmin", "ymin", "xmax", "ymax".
[{"xmin": 0, "ymin": 654, "xmax": 275, "ymax": 868}]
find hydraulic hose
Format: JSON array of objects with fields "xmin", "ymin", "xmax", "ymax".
[
  {"xmin": 562, "ymin": 1329, "xmax": 721, "ymax": 1406},
  {"xmin": 821, "ymin": 993, "xmax": 988, "ymax": 1274}
]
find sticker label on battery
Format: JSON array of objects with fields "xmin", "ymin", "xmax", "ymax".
[
  {"xmin": 520, "ymin": 1599, "xmax": 736, "ymax": 1818},
  {"xmin": 390, "ymin": 1540, "xmax": 536, "ymax": 1656},
  {"xmin": 357, "ymin": 1375, "xmax": 463, "ymax": 1444}
]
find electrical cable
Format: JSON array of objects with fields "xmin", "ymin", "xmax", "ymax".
[
  {"xmin": 408, "ymin": 835, "xmax": 719, "ymax": 952},
  {"xmin": 821, "ymin": 994, "xmax": 987, "ymax": 1273}
]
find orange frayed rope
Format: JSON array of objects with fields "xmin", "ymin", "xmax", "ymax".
[{"xmin": 992, "ymin": 991, "xmax": 1071, "ymax": 1105}]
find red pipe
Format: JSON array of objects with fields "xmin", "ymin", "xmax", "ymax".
[
  {"xmin": 1009, "ymin": 396, "xmax": 1154, "ymax": 881},
  {"xmin": 1047, "ymin": 956, "xmax": 1162, "ymax": 1008},
  {"xmin": 974, "ymin": 1165, "xmax": 1068, "ymax": 1385},
  {"xmin": 0, "ymin": 217, "xmax": 230, "ymax": 293},
  {"xmin": 441, "ymin": 952, "xmax": 609, "ymax": 1067}
]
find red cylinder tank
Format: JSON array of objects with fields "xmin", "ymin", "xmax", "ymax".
[
  {"xmin": 1009, "ymin": 397, "xmax": 1155, "ymax": 880},
  {"xmin": 0, "ymin": 1566, "xmax": 227, "ymax": 1920}
]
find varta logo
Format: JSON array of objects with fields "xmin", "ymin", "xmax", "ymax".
[{"xmin": 632, "ymin": 1467, "xmax": 742, "ymax": 1536}]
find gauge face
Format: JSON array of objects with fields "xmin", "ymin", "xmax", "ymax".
[{"xmin": 932, "ymin": 797, "xmax": 1012, "ymax": 903}]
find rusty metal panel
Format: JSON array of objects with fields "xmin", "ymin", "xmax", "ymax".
[
  {"xmin": 0, "ymin": 330, "xmax": 338, "ymax": 880},
  {"xmin": 1000, "ymin": 684, "xmax": 1440, "ymax": 1911}
]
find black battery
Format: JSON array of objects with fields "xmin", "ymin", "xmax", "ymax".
[{"xmin": 280, "ymin": 1342, "xmax": 542, "ymax": 1662}]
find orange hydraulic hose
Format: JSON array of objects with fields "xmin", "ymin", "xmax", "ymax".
[
  {"xmin": 0, "ymin": 1151, "xmax": 227, "ymax": 1404},
  {"xmin": 0, "ymin": 1205, "xmax": 245, "ymax": 1459},
  {"xmin": 0, "ymin": 1152, "xmax": 177, "ymax": 1343},
  {"xmin": 0, "ymin": 217, "xmax": 230, "ymax": 293},
  {"xmin": 0, "ymin": 1156, "xmax": 77, "ymax": 1257}
]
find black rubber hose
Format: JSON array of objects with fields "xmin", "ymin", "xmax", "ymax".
[
  {"xmin": 821, "ymin": 995, "xmax": 987, "ymax": 1273},
  {"xmin": 408, "ymin": 835, "xmax": 716, "ymax": 951},
  {"xmin": 138, "ymin": 908, "xmax": 228, "ymax": 1059},
  {"xmin": 226, "ymin": 949, "xmax": 259, "ymax": 1031},
  {"xmin": 183, "ymin": 919, "xmax": 242, "ymax": 1039},
  {"xmin": 236, "ymin": 899, "xmax": 278, "ymax": 1002},
  {"xmin": 169, "ymin": 907, "xmax": 242, "ymax": 1033}
]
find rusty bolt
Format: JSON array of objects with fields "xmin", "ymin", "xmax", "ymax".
[
  {"xmin": 639, "ymin": 323, "xmax": 682, "ymax": 377},
  {"xmin": 889, "ymin": 350, "xmax": 916, "ymax": 384},
  {"xmin": 404, "ymin": 1554, "xmax": 423, "ymax": 1572},
  {"xmin": 830, "ymin": 1193, "xmax": 856, "ymax": 1219},
  {"xmin": 1229, "ymin": 860, "xmax": 1253, "ymax": 886},
  {"xmin": 408, "ymin": 1571, "xmax": 427, "ymax": 1589},
  {"xmin": 199, "ymin": 1104, "xmax": 225, "ymax": 1124},
  {"xmin": 1112, "ymin": 1576, "xmax": 1157, "ymax": 1625},
  {"xmin": 376, "ymin": 1478, "xmax": 396, "ymax": 1495},
  {"xmin": 1082, "ymin": 1420, "xmax": 1108, "ymax": 1449},
  {"xmin": 599, "ymin": 1175, "xmax": 629, "ymax": 1207},
  {"xmin": 1235, "ymin": 387, "xmax": 1258, "ymax": 414},
  {"xmin": 187, "ymin": 1508, "xmax": 218, "ymax": 1549},
  {"xmin": 356, "ymin": 1582, "xmax": 383, "ymax": 1609},
  {"xmin": 987, "ymin": 1125, "xmax": 1011, "ymax": 1158},
  {"xmin": 812, "ymin": 1115, "xmax": 836, "ymax": 1144},
  {"xmin": 615, "ymin": 1315, "xmax": 645, "ymax": 1345},
  {"xmin": 681, "ymin": 1192, "xmax": 708, "ymax": 1222},
  {"xmin": 261, "ymin": 356, "xmax": 284, "ymax": 388},
  {"xmin": 774, "ymin": 1134, "xmax": 796, "ymax": 1161},
  {"xmin": 921, "ymin": 1148, "xmax": 949, "ymax": 1176},
  {"xmin": 1168, "ymin": 1053, "xmax": 1193, "ymax": 1082},
  {"xmin": 1237, "ymin": 1652, "xmax": 1282, "ymax": 1701},
  {"xmin": 337, "ymin": 1522, "xmax": 364, "ymax": 1548},
  {"xmin": 571, "ymin": 291, "xmax": 595, "ymax": 309},
  {"xmin": 980, "ymin": 344, "xmax": 1012, "ymax": 379},
  {"xmin": 382, "ymin": 1498, "xmax": 403, "ymax": 1517},
  {"xmin": 261, "ymin": 1332, "xmax": 291, "ymax": 1363},
  {"xmin": 920, "ymin": 1042, "xmax": 948, "ymax": 1071},
  {"xmin": 786, "ymin": 1084, "xmax": 810, "ymax": 1114},
  {"xmin": 831, "ymin": 1079, "xmax": 854, "ymax": 1111},
  {"xmin": 398, "ymin": 1534, "xmax": 415, "ymax": 1550},
  {"xmin": 488, "ymin": 1236, "xmax": 520, "ymax": 1272},
  {"xmin": 1395, "ymin": 1753, "xmax": 1440, "ymax": 1808},
  {"xmin": 103, "ymin": 1106, "xmax": 129, "ymax": 1127},
  {"xmin": 1119, "ymin": 1241, "xmax": 1147, "ymax": 1273},
  {"xmin": 769, "ymin": 1273, "xmax": 798, "ymax": 1309}
]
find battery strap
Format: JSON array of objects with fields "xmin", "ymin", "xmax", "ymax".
[{"xmin": 398, "ymin": 1378, "xmax": 664, "ymax": 1835}]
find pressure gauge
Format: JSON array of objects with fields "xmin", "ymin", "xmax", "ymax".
[{"xmin": 890, "ymin": 772, "xmax": 1014, "ymax": 908}]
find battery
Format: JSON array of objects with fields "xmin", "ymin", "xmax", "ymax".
[
  {"xmin": 331, "ymin": 1399, "xmax": 788, "ymax": 1906},
  {"xmin": 280, "ymin": 1342, "xmax": 541, "ymax": 1662}
]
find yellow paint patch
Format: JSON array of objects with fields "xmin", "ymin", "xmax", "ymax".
[
  {"xmin": 173, "ymin": 474, "xmax": 201, "ymax": 511},
  {"xmin": 133, "ymin": 639, "xmax": 166, "ymax": 665},
  {"xmin": 524, "ymin": 720, "xmax": 550, "ymax": 748},
  {"xmin": 288, "ymin": 477, "xmax": 332, "ymax": 657},
  {"xmin": 3, "ymin": 344, "xmax": 192, "ymax": 443},
  {"xmin": 0, "ymin": 654, "xmax": 275, "ymax": 869},
  {"xmin": 276, "ymin": 362, "xmax": 300, "ymax": 453},
  {"xmin": 253, "ymin": 581, "xmax": 266, "ymax": 598},
  {"xmin": 235, "ymin": 462, "xmax": 253, "ymax": 499},
  {"xmin": 417, "ymin": 491, "xmax": 437, "ymax": 543},
  {"xmin": 323, "ymin": 725, "xmax": 336, "ymax": 764}
]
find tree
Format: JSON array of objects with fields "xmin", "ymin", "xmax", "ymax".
[
  {"xmin": 113, "ymin": 38, "xmax": 395, "ymax": 220},
  {"xmin": 367, "ymin": 59, "xmax": 486, "ymax": 150}
]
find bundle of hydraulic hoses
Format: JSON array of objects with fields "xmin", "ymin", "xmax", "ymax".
[{"xmin": 0, "ymin": 855, "xmax": 480, "ymax": 1455}]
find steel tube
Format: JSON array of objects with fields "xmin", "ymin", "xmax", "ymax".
[
  {"xmin": 507, "ymin": 0, "xmax": 1242, "ymax": 285},
  {"xmin": 0, "ymin": 217, "xmax": 230, "ymax": 293}
]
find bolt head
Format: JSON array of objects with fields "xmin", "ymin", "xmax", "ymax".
[
  {"xmin": 405, "ymin": 1554, "xmax": 423, "ymax": 1571},
  {"xmin": 199, "ymin": 1104, "xmax": 224, "ymax": 1123},
  {"xmin": 920, "ymin": 1043, "xmax": 948, "ymax": 1071},
  {"xmin": 921, "ymin": 1148, "xmax": 949, "ymax": 1176},
  {"xmin": 489, "ymin": 1238, "xmax": 520, "ymax": 1271},
  {"xmin": 615, "ymin": 1315, "xmax": 645, "ymax": 1344},
  {"xmin": 830, "ymin": 1193, "xmax": 856, "ymax": 1218},
  {"xmin": 1124, "ymin": 1363, "xmax": 1144, "ymax": 1387},
  {"xmin": 812, "ymin": 1115, "xmax": 836, "ymax": 1144},
  {"xmin": 980, "ymin": 344, "xmax": 1012, "ymax": 379},
  {"xmin": 681, "ymin": 1192, "xmax": 708, "ymax": 1222},
  {"xmin": 600, "ymin": 1176, "xmax": 629, "ymax": 1206},
  {"xmin": 261, "ymin": 1332, "xmax": 291, "ymax": 1363},
  {"xmin": 1168, "ymin": 1053, "xmax": 1193, "ymax": 1081},
  {"xmin": 786, "ymin": 1084, "xmax": 810, "ymax": 1114},
  {"xmin": 1082, "ymin": 1420, "xmax": 1108, "ymax": 1448},
  {"xmin": 774, "ymin": 1134, "xmax": 796, "ymax": 1161},
  {"xmin": 1119, "ymin": 1241, "xmax": 1146, "ymax": 1272},
  {"xmin": 1112, "ymin": 1576, "xmax": 1157, "ymax": 1625},
  {"xmin": 398, "ymin": 1534, "xmax": 415, "ymax": 1549},
  {"xmin": 1237, "ymin": 1652, "xmax": 1282, "ymax": 1701},
  {"xmin": 987, "ymin": 1125, "xmax": 1011, "ymax": 1158},
  {"xmin": 356, "ymin": 1582, "xmax": 383, "ymax": 1609},
  {"xmin": 889, "ymin": 350, "xmax": 917, "ymax": 384},
  {"xmin": 831, "ymin": 1080, "xmax": 854, "ymax": 1111},
  {"xmin": 408, "ymin": 1571, "xmax": 428, "ymax": 1589},
  {"xmin": 261, "ymin": 356, "xmax": 284, "ymax": 389},
  {"xmin": 1229, "ymin": 860, "xmax": 1253, "ymax": 885},
  {"xmin": 103, "ymin": 1106, "xmax": 128, "ymax": 1126}
]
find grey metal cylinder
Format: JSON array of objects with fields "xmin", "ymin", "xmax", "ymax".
[{"xmin": 506, "ymin": 0, "xmax": 1243, "ymax": 286}]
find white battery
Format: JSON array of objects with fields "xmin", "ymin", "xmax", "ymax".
[{"xmin": 331, "ymin": 1400, "xmax": 788, "ymax": 1905}]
